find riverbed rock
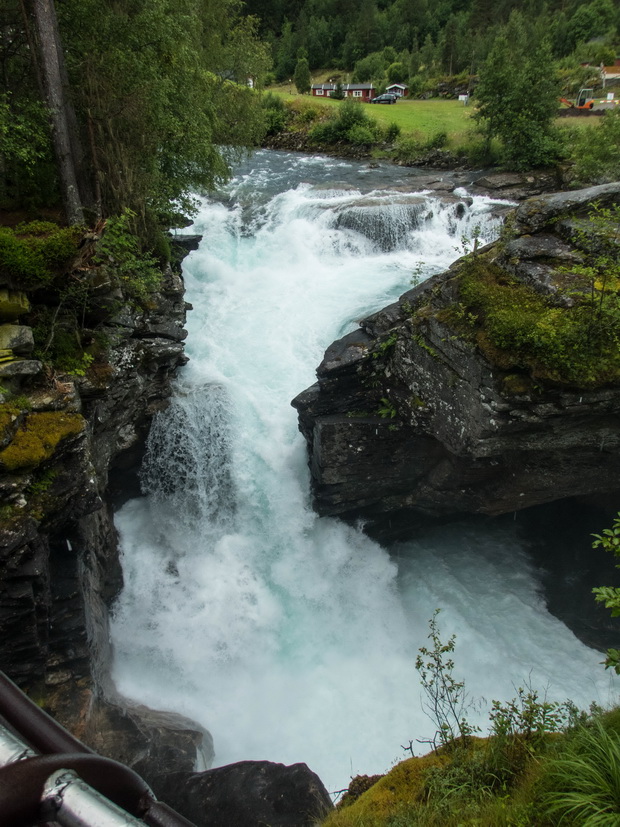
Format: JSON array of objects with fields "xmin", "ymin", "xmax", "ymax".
[
  {"xmin": 292, "ymin": 182, "xmax": 620, "ymax": 536},
  {"xmin": 469, "ymin": 170, "xmax": 562, "ymax": 201},
  {"xmin": 150, "ymin": 760, "xmax": 334, "ymax": 827}
]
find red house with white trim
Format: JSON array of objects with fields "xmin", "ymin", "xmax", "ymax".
[{"xmin": 311, "ymin": 83, "xmax": 376, "ymax": 101}]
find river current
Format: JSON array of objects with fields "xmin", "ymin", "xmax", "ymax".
[{"xmin": 110, "ymin": 150, "xmax": 616, "ymax": 792}]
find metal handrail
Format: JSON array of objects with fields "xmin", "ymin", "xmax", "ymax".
[{"xmin": 0, "ymin": 671, "xmax": 196, "ymax": 827}]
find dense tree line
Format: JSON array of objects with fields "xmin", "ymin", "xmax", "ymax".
[
  {"xmin": 245, "ymin": 0, "xmax": 619, "ymax": 81},
  {"xmin": 0, "ymin": 0, "xmax": 269, "ymax": 227}
]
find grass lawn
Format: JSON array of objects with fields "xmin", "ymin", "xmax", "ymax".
[
  {"xmin": 272, "ymin": 90, "xmax": 476, "ymax": 143},
  {"xmin": 270, "ymin": 89, "xmax": 604, "ymax": 145}
]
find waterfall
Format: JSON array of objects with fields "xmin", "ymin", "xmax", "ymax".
[{"xmin": 110, "ymin": 150, "xmax": 616, "ymax": 792}]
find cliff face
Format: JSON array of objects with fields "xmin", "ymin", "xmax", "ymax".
[
  {"xmin": 0, "ymin": 237, "xmax": 204, "ymax": 769},
  {"xmin": 293, "ymin": 183, "xmax": 620, "ymax": 536}
]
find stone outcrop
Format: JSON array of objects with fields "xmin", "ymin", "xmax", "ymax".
[
  {"xmin": 292, "ymin": 183, "xmax": 620, "ymax": 537},
  {"xmin": 0, "ymin": 232, "xmax": 211, "ymax": 778},
  {"xmin": 150, "ymin": 760, "xmax": 333, "ymax": 827}
]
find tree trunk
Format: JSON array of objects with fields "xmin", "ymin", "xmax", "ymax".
[{"xmin": 29, "ymin": 0, "xmax": 84, "ymax": 225}]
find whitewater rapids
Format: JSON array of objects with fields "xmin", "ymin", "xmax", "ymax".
[{"xmin": 110, "ymin": 151, "xmax": 616, "ymax": 792}]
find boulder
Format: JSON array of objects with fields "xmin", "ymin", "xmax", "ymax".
[
  {"xmin": 0, "ymin": 324, "xmax": 34, "ymax": 355},
  {"xmin": 150, "ymin": 760, "xmax": 333, "ymax": 827},
  {"xmin": 0, "ymin": 290, "xmax": 29, "ymax": 321},
  {"xmin": 82, "ymin": 697, "xmax": 213, "ymax": 789}
]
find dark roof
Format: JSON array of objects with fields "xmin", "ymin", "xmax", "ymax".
[{"xmin": 311, "ymin": 83, "xmax": 375, "ymax": 91}]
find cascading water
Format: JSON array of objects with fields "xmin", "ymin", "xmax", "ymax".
[{"xmin": 110, "ymin": 151, "xmax": 616, "ymax": 792}]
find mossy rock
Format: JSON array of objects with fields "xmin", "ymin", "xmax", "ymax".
[
  {"xmin": 323, "ymin": 753, "xmax": 450, "ymax": 826},
  {"xmin": 0, "ymin": 404, "xmax": 23, "ymax": 447},
  {"xmin": 0, "ymin": 289, "xmax": 30, "ymax": 321},
  {"xmin": 449, "ymin": 253, "xmax": 620, "ymax": 389},
  {"xmin": 0, "ymin": 411, "xmax": 85, "ymax": 472},
  {"xmin": 0, "ymin": 223, "xmax": 82, "ymax": 288}
]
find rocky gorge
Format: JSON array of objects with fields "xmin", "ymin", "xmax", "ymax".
[
  {"xmin": 1, "ymin": 171, "xmax": 620, "ymax": 825},
  {"xmin": 0, "ymin": 227, "xmax": 333, "ymax": 825}
]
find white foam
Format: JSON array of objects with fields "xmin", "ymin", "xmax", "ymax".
[{"xmin": 111, "ymin": 152, "xmax": 616, "ymax": 792}]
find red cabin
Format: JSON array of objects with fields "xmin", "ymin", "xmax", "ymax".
[{"xmin": 311, "ymin": 83, "xmax": 376, "ymax": 101}]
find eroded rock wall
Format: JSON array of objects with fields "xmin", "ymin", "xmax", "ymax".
[
  {"xmin": 293, "ymin": 183, "xmax": 620, "ymax": 536},
  {"xmin": 0, "ymin": 250, "xmax": 195, "ymax": 749}
]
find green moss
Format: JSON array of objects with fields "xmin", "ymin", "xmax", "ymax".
[
  {"xmin": 412, "ymin": 333, "xmax": 439, "ymax": 359},
  {"xmin": 0, "ymin": 222, "xmax": 82, "ymax": 287},
  {"xmin": 372, "ymin": 332, "xmax": 398, "ymax": 359},
  {"xmin": 450, "ymin": 257, "xmax": 620, "ymax": 388},
  {"xmin": 0, "ymin": 289, "xmax": 30, "ymax": 321},
  {"xmin": 324, "ymin": 754, "xmax": 450, "ymax": 827},
  {"xmin": 0, "ymin": 412, "xmax": 85, "ymax": 471},
  {"xmin": 0, "ymin": 403, "xmax": 24, "ymax": 444},
  {"xmin": 501, "ymin": 373, "xmax": 533, "ymax": 396}
]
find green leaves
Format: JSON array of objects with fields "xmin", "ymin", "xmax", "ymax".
[
  {"xmin": 592, "ymin": 512, "xmax": 620, "ymax": 671},
  {"xmin": 474, "ymin": 12, "xmax": 562, "ymax": 170},
  {"xmin": 57, "ymin": 0, "xmax": 269, "ymax": 219},
  {"xmin": 415, "ymin": 609, "xmax": 479, "ymax": 751},
  {"xmin": 94, "ymin": 209, "xmax": 162, "ymax": 302}
]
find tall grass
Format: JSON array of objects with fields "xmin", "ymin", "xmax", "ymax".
[{"xmin": 542, "ymin": 721, "xmax": 620, "ymax": 825}]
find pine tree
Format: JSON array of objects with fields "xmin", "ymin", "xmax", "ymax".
[{"xmin": 294, "ymin": 50, "xmax": 311, "ymax": 93}]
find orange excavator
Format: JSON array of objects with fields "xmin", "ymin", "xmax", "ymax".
[{"xmin": 560, "ymin": 87, "xmax": 595, "ymax": 110}]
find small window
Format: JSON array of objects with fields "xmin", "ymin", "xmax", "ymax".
[
  {"xmin": 353, "ymin": 90, "xmax": 362, "ymax": 97},
  {"xmin": 315, "ymin": 89, "xmax": 323, "ymax": 95}
]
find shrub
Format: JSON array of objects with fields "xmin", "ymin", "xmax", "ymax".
[
  {"xmin": 569, "ymin": 110, "xmax": 620, "ymax": 185},
  {"xmin": 414, "ymin": 609, "xmax": 479, "ymax": 751},
  {"xmin": 0, "ymin": 222, "xmax": 81, "ymax": 287},
  {"xmin": 346, "ymin": 124, "xmax": 376, "ymax": 146},
  {"xmin": 94, "ymin": 208, "xmax": 162, "ymax": 302},
  {"xmin": 384, "ymin": 122, "xmax": 401, "ymax": 142},
  {"xmin": 393, "ymin": 131, "xmax": 448, "ymax": 163},
  {"xmin": 261, "ymin": 92, "xmax": 290, "ymax": 135},
  {"xmin": 309, "ymin": 99, "xmax": 379, "ymax": 147}
]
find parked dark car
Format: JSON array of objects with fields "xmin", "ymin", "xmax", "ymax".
[{"xmin": 371, "ymin": 93, "xmax": 397, "ymax": 104}]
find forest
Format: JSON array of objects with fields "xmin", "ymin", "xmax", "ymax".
[
  {"xmin": 1, "ymin": 0, "xmax": 619, "ymax": 226},
  {"xmin": 0, "ymin": 0, "xmax": 269, "ymax": 228},
  {"xmin": 250, "ymin": 0, "xmax": 619, "ymax": 86}
]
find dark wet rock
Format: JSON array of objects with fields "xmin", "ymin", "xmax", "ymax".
[
  {"xmin": 292, "ymin": 184, "xmax": 620, "ymax": 538},
  {"xmin": 83, "ymin": 697, "xmax": 213, "ymax": 789},
  {"xmin": 151, "ymin": 760, "xmax": 333, "ymax": 827},
  {"xmin": 0, "ymin": 359, "xmax": 43, "ymax": 378},
  {"xmin": 514, "ymin": 182, "xmax": 620, "ymax": 234},
  {"xmin": 0, "ymin": 247, "xmax": 208, "ymax": 781}
]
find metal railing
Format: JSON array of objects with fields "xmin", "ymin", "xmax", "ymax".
[{"xmin": 0, "ymin": 671, "xmax": 196, "ymax": 827}]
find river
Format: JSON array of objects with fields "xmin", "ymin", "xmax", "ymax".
[{"xmin": 109, "ymin": 150, "xmax": 616, "ymax": 793}]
